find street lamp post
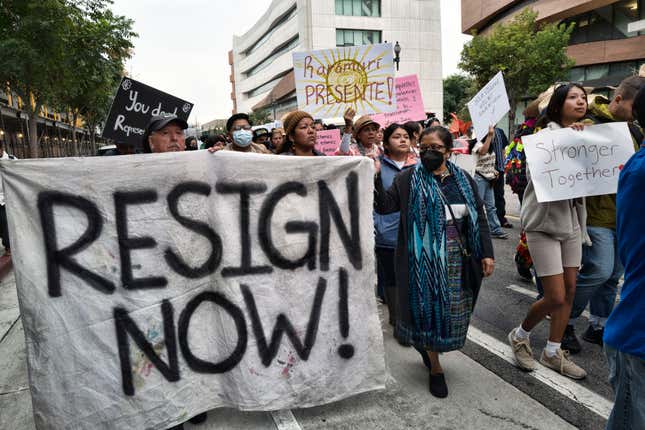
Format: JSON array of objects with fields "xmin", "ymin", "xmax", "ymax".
[{"xmin": 394, "ymin": 41, "xmax": 401, "ymax": 71}]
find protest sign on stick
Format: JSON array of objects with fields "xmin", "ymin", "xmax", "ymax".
[
  {"xmin": 467, "ymin": 71, "xmax": 510, "ymax": 141},
  {"xmin": 293, "ymin": 43, "xmax": 396, "ymax": 118},
  {"xmin": 315, "ymin": 129, "xmax": 342, "ymax": 155},
  {"xmin": 371, "ymin": 75, "xmax": 425, "ymax": 127},
  {"xmin": 523, "ymin": 122, "xmax": 635, "ymax": 202},
  {"xmin": 1, "ymin": 152, "xmax": 385, "ymax": 430},
  {"xmin": 102, "ymin": 77, "xmax": 193, "ymax": 149}
]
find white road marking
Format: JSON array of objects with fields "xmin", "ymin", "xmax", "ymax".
[
  {"xmin": 506, "ymin": 284, "xmax": 590, "ymax": 319},
  {"xmin": 270, "ymin": 410, "xmax": 302, "ymax": 430},
  {"xmin": 466, "ymin": 326, "xmax": 613, "ymax": 419}
]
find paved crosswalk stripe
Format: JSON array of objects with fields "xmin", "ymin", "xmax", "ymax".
[
  {"xmin": 467, "ymin": 326, "xmax": 613, "ymax": 419},
  {"xmin": 270, "ymin": 410, "xmax": 302, "ymax": 430},
  {"xmin": 506, "ymin": 284, "xmax": 590, "ymax": 319}
]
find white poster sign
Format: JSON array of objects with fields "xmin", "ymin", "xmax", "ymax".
[
  {"xmin": 522, "ymin": 122, "xmax": 635, "ymax": 202},
  {"xmin": 467, "ymin": 71, "xmax": 510, "ymax": 141},
  {"xmin": 1, "ymin": 151, "xmax": 385, "ymax": 430},
  {"xmin": 293, "ymin": 43, "xmax": 396, "ymax": 118},
  {"xmin": 449, "ymin": 153, "xmax": 476, "ymax": 176}
]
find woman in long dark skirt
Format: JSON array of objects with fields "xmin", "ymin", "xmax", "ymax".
[{"xmin": 374, "ymin": 126, "xmax": 495, "ymax": 398}]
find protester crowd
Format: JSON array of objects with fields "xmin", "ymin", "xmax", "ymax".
[{"xmin": 1, "ymin": 73, "xmax": 643, "ymax": 429}]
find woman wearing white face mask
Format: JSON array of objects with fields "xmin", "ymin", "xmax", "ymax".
[{"xmin": 223, "ymin": 113, "xmax": 272, "ymax": 154}]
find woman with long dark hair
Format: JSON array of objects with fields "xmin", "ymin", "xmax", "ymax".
[
  {"xmin": 374, "ymin": 126, "xmax": 494, "ymax": 398},
  {"xmin": 508, "ymin": 83, "xmax": 591, "ymax": 379},
  {"xmin": 374, "ymin": 123, "xmax": 417, "ymax": 321}
]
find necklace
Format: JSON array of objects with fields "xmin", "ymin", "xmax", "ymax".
[{"xmin": 437, "ymin": 168, "xmax": 451, "ymax": 182}]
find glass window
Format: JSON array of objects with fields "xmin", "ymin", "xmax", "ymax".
[
  {"xmin": 586, "ymin": 64, "xmax": 610, "ymax": 80},
  {"xmin": 336, "ymin": 29, "xmax": 381, "ymax": 46},
  {"xmin": 614, "ymin": 0, "xmax": 640, "ymax": 38},
  {"xmin": 565, "ymin": 1, "xmax": 642, "ymax": 44},
  {"xmin": 244, "ymin": 6, "xmax": 297, "ymax": 57},
  {"xmin": 568, "ymin": 67, "xmax": 586, "ymax": 82},
  {"xmin": 335, "ymin": 0, "xmax": 380, "ymax": 16},
  {"xmin": 244, "ymin": 36, "xmax": 300, "ymax": 77},
  {"xmin": 609, "ymin": 61, "xmax": 638, "ymax": 77},
  {"xmin": 245, "ymin": 72, "xmax": 288, "ymax": 98}
]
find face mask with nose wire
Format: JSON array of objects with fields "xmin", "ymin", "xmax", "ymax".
[
  {"xmin": 232, "ymin": 129, "xmax": 253, "ymax": 147},
  {"xmin": 420, "ymin": 149, "xmax": 444, "ymax": 172}
]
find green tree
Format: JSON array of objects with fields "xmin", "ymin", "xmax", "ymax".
[
  {"xmin": 0, "ymin": 0, "xmax": 72, "ymax": 157},
  {"xmin": 53, "ymin": 0, "xmax": 135, "ymax": 155},
  {"xmin": 459, "ymin": 8, "xmax": 575, "ymax": 127},
  {"xmin": 249, "ymin": 109, "xmax": 271, "ymax": 126},
  {"xmin": 443, "ymin": 74, "xmax": 474, "ymax": 123},
  {"xmin": 0, "ymin": 0, "xmax": 135, "ymax": 157}
]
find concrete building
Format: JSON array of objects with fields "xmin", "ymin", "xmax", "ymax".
[
  {"xmin": 462, "ymin": 0, "xmax": 645, "ymax": 89},
  {"xmin": 229, "ymin": 0, "xmax": 443, "ymax": 120}
]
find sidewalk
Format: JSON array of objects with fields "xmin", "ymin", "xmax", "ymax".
[{"xmin": 0, "ymin": 272, "xmax": 574, "ymax": 430}]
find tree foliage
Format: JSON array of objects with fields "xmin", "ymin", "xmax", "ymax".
[
  {"xmin": 443, "ymin": 74, "xmax": 474, "ymax": 123},
  {"xmin": 0, "ymin": 0, "xmax": 135, "ymax": 157},
  {"xmin": 459, "ymin": 8, "xmax": 575, "ymax": 125},
  {"xmin": 249, "ymin": 109, "xmax": 271, "ymax": 126}
]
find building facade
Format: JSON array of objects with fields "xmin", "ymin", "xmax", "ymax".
[
  {"xmin": 230, "ymin": 0, "xmax": 443, "ymax": 121},
  {"xmin": 462, "ymin": 0, "xmax": 645, "ymax": 89}
]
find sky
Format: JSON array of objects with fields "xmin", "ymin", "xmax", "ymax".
[{"xmin": 110, "ymin": 0, "xmax": 471, "ymax": 124}]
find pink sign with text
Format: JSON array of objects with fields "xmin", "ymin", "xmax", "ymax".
[
  {"xmin": 371, "ymin": 75, "xmax": 425, "ymax": 127},
  {"xmin": 315, "ymin": 129, "xmax": 341, "ymax": 155}
]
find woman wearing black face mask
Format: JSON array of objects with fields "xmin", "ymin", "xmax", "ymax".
[{"xmin": 374, "ymin": 126, "xmax": 494, "ymax": 398}]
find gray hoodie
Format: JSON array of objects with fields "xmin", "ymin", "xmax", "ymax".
[{"xmin": 520, "ymin": 122, "xmax": 591, "ymax": 245}]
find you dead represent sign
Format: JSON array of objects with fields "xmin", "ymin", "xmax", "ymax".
[{"xmin": 1, "ymin": 151, "xmax": 386, "ymax": 430}]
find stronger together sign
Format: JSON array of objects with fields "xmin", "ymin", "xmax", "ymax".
[
  {"xmin": 523, "ymin": 122, "xmax": 635, "ymax": 202},
  {"xmin": 1, "ymin": 152, "xmax": 385, "ymax": 430}
]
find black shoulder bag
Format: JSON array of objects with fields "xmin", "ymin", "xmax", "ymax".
[{"xmin": 440, "ymin": 193, "xmax": 484, "ymax": 310}]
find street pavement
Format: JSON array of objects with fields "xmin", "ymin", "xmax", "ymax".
[{"xmin": 0, "ymin": 187, "xmax": 613, "ymax": 430}]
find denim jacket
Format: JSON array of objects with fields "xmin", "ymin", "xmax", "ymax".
[{"xmin": 374, "ymin": 153, "xmax": 418, "ymax": 248}]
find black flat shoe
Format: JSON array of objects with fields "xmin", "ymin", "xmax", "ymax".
[
  {"xmin": 414, "ymin": 346, "xmax": 432, "ymax": 370},
  {"xmin": 429, "ymin": 373, "xmax": 448, "ymax": 398},
  {"xmin": 561, "ymin": 325, "xmax": 582, "ymax": 354},
  {"xmin": 582, "ymin": 325, "xmax": 604, "ymax": 346}
]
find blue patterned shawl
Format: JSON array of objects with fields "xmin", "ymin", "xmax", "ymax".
[{"xmin": 406, "ymin": 161, "xmax": 482, "ymax": 339}]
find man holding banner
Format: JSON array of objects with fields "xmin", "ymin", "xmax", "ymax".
[
  {"xmin": 223, "ymin": 113, "xmax": 272, "ymax": 154},
  {"xmin": 141, "ymin": 114, "xmax": 209, "ymax": 429},
  {"xmin": 142, "ymin": 115, "xmax": 189, "ymax": 153}
]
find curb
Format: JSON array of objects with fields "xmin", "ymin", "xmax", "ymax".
[{"xmin": 0, "ymin": 254, "xmax": 13, "ymax": 281}]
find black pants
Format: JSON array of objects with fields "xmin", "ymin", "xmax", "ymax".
[
  {"xmin": 493, "ymin": 171, "xmax": 507, "ymax": 225},
  {"xmin": 376, "ymin": 247, "xmax": 396, "ymax": 324},
  {"xmin": 0, "ymin": 205, "xmax": 9, "ymax": 251}
]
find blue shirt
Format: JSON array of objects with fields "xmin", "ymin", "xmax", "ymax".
[
  {"xmin": 374, "ymin": 156, "xmax": 418, "ymax": 248},
  {"xmin": 603, "ymin": 148, "xmax": 645, "ymax": 359}
]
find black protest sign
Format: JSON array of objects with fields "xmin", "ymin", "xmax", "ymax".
[{"xmin": 102, "ymin": 77, "xmax": 193, "ymax": 147}]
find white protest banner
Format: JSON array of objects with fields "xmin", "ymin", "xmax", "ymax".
[
  {"xmin": 522, "ymin": 122, "xmax": 635, "ymax": 202},
  {"xmin": 315, "ymin": 129, "xmax": 341, "ymax": 156},
  {"xmin": 371, "ymin": 74, "xmax": 425, "ymax": 127},
  {"xmin": 293, "ymin": 43, "xmax": 396, "ymax": 118},
  {"xmin": 1, "ymin": 151, "xmax": 385, "ymax": 430},
  {"xmin": 467, "ymin": 71, "xmax": 510, "ymax": 141}
]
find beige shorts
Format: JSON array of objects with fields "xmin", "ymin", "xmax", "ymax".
[{"xmin": 525, "ymin": 230, "xmax": 582, "ymax": 277}]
